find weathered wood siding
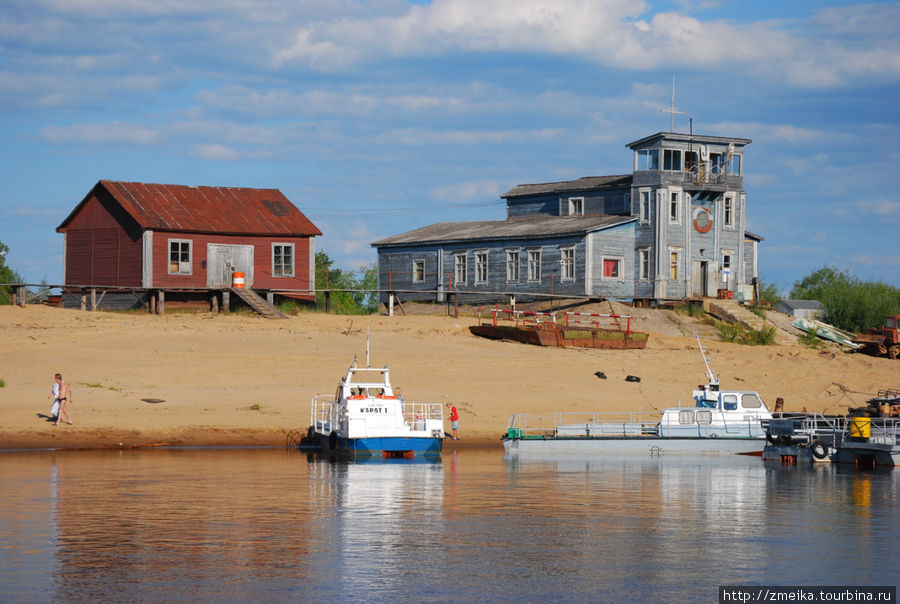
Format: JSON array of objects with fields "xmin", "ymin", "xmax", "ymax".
[
  {"xmin": 377, "ymin": 235, "xmax": 589, "ymax": 304},
  {"xmin": 507, "ymin": 188, "xmax": 631, "ymax": 218},
  {"xmin": 589, "ymin": 222, "xmax": 637, "ymax": 300},
  {"xmin": 150, "ymin": 232, "xmax": 314, "ymax": 291},
  {"xmin": 63, "ymin": 192, "xmax": 143, "ymax": 286}
]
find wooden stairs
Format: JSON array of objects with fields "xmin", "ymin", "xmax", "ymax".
[
  {"xmin": 230, "ymin": 287, "xmax": 289, "ymax": 319},
  {"xmin": 706, "ymin": 299, "xmax": 795, "ymax": 345}
]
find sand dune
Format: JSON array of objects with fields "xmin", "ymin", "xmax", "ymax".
[{"xmin": 0, "ymin": 304, "xmax": 895, "ymax": 450}]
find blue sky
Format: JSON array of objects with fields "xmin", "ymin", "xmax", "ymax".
[{"xmin": 2, "ymin": 0, "xmax": 899, "ymax": 292}]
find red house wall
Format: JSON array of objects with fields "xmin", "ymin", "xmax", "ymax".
[
  {"xmin": 151, "ymin": 232, "xmax": 314, "ymax": 292},
  {"xmin": 63, "ymin": 194, "xmax": 143, "ymax": 287}
]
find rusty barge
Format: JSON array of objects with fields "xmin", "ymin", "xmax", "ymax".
[{"xmin": 469, "ymin": 309, "xmax": 649, "ymax": 349}]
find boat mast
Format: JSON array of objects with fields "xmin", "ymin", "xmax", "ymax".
[{"xmin": 696, "ymin": 334, "xmax": 719, "ymax": 387}]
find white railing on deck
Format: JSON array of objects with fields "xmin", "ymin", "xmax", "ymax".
[{"xmin": 506, "ymin": 411, "xmax": 661, "ymax": 438}]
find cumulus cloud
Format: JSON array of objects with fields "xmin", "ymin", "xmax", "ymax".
[{"xmin": 857, "ymin": 199, "xmax": 900, "ymax": 217}]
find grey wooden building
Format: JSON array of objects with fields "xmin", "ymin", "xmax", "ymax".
[{"xmin": 372, "ymin": 131, "xmax": 762, "ymax": 305}]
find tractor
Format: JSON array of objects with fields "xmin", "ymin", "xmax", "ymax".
[{"xmin": 853, "ymin": 315, "xmax": 900, "ymax": 359}]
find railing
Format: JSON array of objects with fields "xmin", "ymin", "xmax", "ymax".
[
  {"xmin": 310, "ymin": 395, "xmax": 443, "ymax": 435},
  {"xmin": 763, "ymin": 413, "xmax": 848, "ymax": 446},
  {"xmin": 563, "ymin": 312, "xmax": 632, "ymax": 334},
  {"xmin": 680, "ymin": 166, "xmax": 732, "ymax": 186},
  {"xmin": 505, "ymin": 411, "xmax": 661, "ymax": 439},
  {"xmin": 487, "ymin": 308, "xmax": 556, "ymax": 327}
]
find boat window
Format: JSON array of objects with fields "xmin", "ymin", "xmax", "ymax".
[
  {"xmin": 741, "ymin": 394, "xmax": 763, "ymax": 409},
  {"xmin": 695, "ymin": 410, "xmax": 713, "ymax": 425},
  {"xmin": 723, "ymin": 394, "xmax": 738, "ymax": 411},
  {"xmin": 678, "ymin": 410, "xmax": 694, "ymax": 425}
]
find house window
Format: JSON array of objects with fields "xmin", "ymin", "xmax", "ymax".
[
  {"xmin": 663, "ymin": 149, "xmax": 682, "ymax": 171},
  {"xmin": 669, "ymin": 249, "xmax": 680, "ymax": 280},
  {"xmin": 563, "ymin": 197, "xmax": 584, "ymax": 216},
  {"xmin": 724, "ymin": 196, "xmax": 734, "ymax": 228},
  {"xmin": 636, "ymin": 149, "xmax": 659, "ymax": 170},
  {"xmin": 475, "ymin": 251, "xmax": 488, "ymax": 285},
  {"xmin": 454, "ymin": 253, "xmax": 467, "ymax": 286},
  {"xmin": 527, "ymin": 249, "xmax": 541, "ymax": 282},
  {"xmin": 272, "ymin": 243, "xmax": 294, "ymax": 277},
  {"xmin": 722, "ymin": 251, "xmax": 734, "ymax": 284},
  {"xmin": 560, "ymin": 246, "xmax": 575, "ymax": 281},
  {"xmin": 602, "ymin": 257, "xmax": 622, "ymax": 280},
  {"xmin": 640, "ymin": 190, "xmax": 651, "ymax": 224},
  {"xmin": 413, "ymin": 259, "xmax": 425, "ymax": 283},
  {"xmin": 669, "ymin": 191, "xmax": 681, "ymax": 224},
  {"xmin": 728, "ymin": 154, "xmax": 742, "ymax": 175},
  {"xmin": 168, "ymin": 239, "xmax": 192, "ymax": 275},
  {"xmin": 506, "ymin": 250, "xmax": 519, "ymax": 283},
  {"xmin": 639, "ymin": 248, "xmax": 650, "ymax": 281}
]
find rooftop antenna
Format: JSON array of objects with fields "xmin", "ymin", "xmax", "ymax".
[{"xmin": 658, "ymin": 75, "xmax": 685, "ymax": 133}]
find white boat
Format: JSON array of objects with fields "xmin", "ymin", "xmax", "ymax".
[
  {"xmin": 307, "ymin": 336, "xmax": 445, "ymax": 458},
  {"xmin": 503, "ymin": 336, "xmax": 773, "ymax": 456}
]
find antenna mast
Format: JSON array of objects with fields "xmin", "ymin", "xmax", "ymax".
[{"xmin": 658, "ymin": 75, "xmax": 686, "ymax": 133}]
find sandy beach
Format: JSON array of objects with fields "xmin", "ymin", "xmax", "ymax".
[{"xmin": 0, "ymin": 304, "xmax": 895, "ymax": 451}]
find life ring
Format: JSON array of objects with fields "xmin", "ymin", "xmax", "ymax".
[
  {"xmin": 328, "ymin": 431, "xmax": 338, "ymax": 450},
  {"xmin": 693, "ymin": 207, "xmax": 713, "ymax": 233},
  {"xmin": 811, "ymin": 441, "xmax": 829, "ymax": 460}
]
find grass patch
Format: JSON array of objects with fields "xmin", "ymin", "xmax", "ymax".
[
  {"xmin": 249, "ymin": 403, "xmax": 262, "ymax": 411},
  {"xmin": 717, "ymin": 322, "xmax": 777, "ymax": 346},
  {"xmin": 83, "ymin": 381, "xmax": 121, "ymax": 391},
  {"xmin": 747, "ymin": 306, "xmax": 767, "ymax": 319},
  {"xmin": 0, "ymin": 378, "xmax": 5, "ymax": 388},
  {"xmin": 798, "ymin": 328, "xmax": 823, "ymax": 349},
  {"xmin": 674, "ymin": 303, "xmax": 706, "ymax": 318}
]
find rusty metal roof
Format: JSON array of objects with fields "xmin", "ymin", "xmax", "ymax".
[{"xmin": 58, "ymin": 180, "xmax": 322, "ymax": 236}]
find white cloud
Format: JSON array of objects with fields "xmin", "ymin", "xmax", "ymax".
[
  {"xmin": 194, "ymin": 144, "xmax": 241, "ymax": 160},
  {"xmin": 857, "ymin": 199, "xmax": 900, "ymax": 217},
  {"xmin": 429, "ymin": 179, "xmax": 503, "ymax": 203},
  {"xmin": 40, "ymin": 122, "xmax": 163, "ymax": 145}
]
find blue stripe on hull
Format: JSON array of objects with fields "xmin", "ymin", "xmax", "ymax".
[{"xmin": 316, "ymin": 434, "xmax": 443, "ymax": 457}]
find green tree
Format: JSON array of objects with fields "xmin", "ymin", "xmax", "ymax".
[
  {"xmin": 315, "ymin": 252, "xmax": 380, "ymax": 315},
  {"xmin": 0, "ymin": 241, "xmax": 24, "ymax": 305},
  {"xmin": 757, "ymin": 279, "xmax": 782, "ymax": 307},
  {"xmin": 790, "ymin": 266, "xmax": 900, "ymax": 332}
]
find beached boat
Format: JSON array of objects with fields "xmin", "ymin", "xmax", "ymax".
[
  {"xmin": 306, "ymin": 338, "xmax": 445, "ymax": 458},
  {"xmin": 469, "ymin": 309, "xmax": 649, "ymax": 349},
  {"xmin": 502, "ymin": 336, "xmax": 772, "ymax": 456}
]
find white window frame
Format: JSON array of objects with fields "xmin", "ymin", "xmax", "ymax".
[
  {"xmin": 563, "ymin": 197, "xmax": 584, "ymax": 216},
  {"xmin": 663, "ymin": 149, "xmax": 682, "ymax": 171},
  {"xmin": 168, "ymin": 239, "xmax": 192, "ymax": 275},
  {"xmin": 636, "ymin": 148, "xmax": 659, "ymax": 171},
  {"xmin": 639, "ymin": 189, "xmax": 652, "ymax": 225},
  {"xmin": 412, "ymin": 259, "xmax": 425, "ymax": 283},
  {"xmin": 560, "ymin": 245, "xmax": 575, "ymax": 282},
  {"xmin": 272, "ymin": 242, "xmax": 295, "ymax": 278},
  {"xmin": 723, "ymin": 195, "xmax": 735, "ymax": 229},
  {"xmin": 601, "ymin": 256, "xmax": 624, "ymax": 281},
  {"xmin": 454, "ymin": 252, "xmax": 467, "ymax": 286},
  {"xmin": 527, "ymin": 249, "xmax": 542, "ymax": 283},
  {"xmin": 506, "ymin": 249, "xmax": 520, "ymax": 283},
  {"xmin": 669, "ymin": 190, "xmax": 681, "ymax": 224},
  {"xmin": 639, "ymin": 248, "xmax": 651, "ymax": 281},
  {"xmin": 475, "ymin": 250, "xmax": 489, "ymax": 285}
]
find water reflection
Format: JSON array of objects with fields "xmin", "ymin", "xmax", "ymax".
[{"xmin": 0, "ymin": 449, "xmax": 897, "ymax": 602}]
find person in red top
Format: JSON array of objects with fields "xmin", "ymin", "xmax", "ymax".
[{"xmin": 446, "ymin": 403, "xmax": 460, "ymax": 440}]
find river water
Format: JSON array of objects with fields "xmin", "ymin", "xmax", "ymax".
[{"xmin": 1, "ymin": 448, "xmax": 898, "ymax": 602}]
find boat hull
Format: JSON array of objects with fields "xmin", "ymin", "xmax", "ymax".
[
  {"xmin": 315, "ymin": 432, "xmax": 443, "ymax": 457},
  {"xmin": 503, "ymin": 436, "xmax": 765, "ymax": 456},
  {"xmin": 469, "ymin": 324, "xmax": 648, "ymax": 349}
]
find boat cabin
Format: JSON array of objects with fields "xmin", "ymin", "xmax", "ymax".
[{"xmin": 657, "ymin": 386, "xmax": 771, "ymax": 437}]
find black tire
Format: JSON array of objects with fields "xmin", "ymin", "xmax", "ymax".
[
  {"xmin": 329, "ymin": 431, "xmax": 338, "ymax": 450},
  {"xmin": 307, "ymin": 426, "xmax": 315, "ymax": 440},
  {"xmin": 766, "ymin": 431, "xmax": 776, "ymax": 444},
  {"xmin": 811, "ymin": 441, "xmax": 829, "ymax": 460}
]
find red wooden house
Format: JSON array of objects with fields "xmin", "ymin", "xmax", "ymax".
[{"xmin": 57, "ymin": 180, "xmax": 322, "ymax": 309}]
